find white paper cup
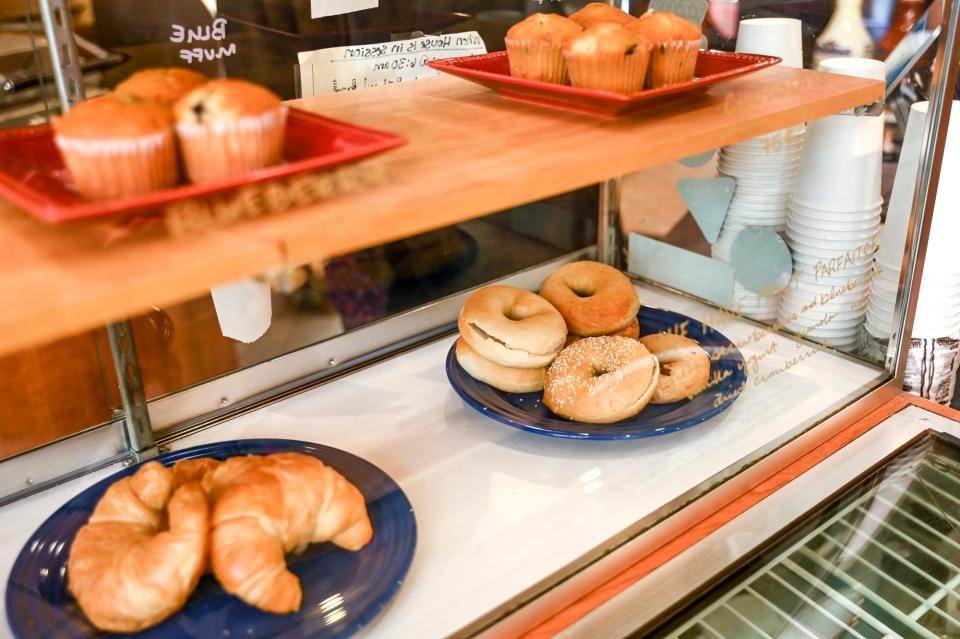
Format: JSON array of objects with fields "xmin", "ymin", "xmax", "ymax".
[
  {"xmin": 787, "ymin": 215, "xmax": 881, "ymax": 232},
  {"xmin": 877, "ymin": 102, "xmax": 930, "ymax": 268},
  {"xmin": 786, "ymin": 223, "xmax": 879, "ymax": 242},
  {"xmin": 736, "ymin": 18, "xmax": 803, "ymax": 68},
  {"xmin": 792, "ymin": 113, "xmax": 884, "ymax": 212},
  {"xmin": 721, "ymin": 147, "xmax": 804, "ymax": 161},
  {"xmin": 719, "ymin": 158, "xmax": 801, "ymax": 174},
  {"xmin": 818, "ymin": 56, "xmax": 886, "ymax": 81},
  {"xmin": 786, "ymin": 230, "xmax": 879, "ymax": 250},
  {"xmin": 789, "ymin": 197, "xmax": 882, "ymax": 217}
]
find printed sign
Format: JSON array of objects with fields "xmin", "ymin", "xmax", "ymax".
[
  {"xmin": 311, "ymin": 0, "xmax": 379, "ymax": 19},
  {"xmin": 298, "ymin": 31, "xmax": 486, "ymax": 97}
]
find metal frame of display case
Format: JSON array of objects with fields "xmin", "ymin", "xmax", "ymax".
[{"xmin": 0, "ymin": 0, "xmax": 954, "ymax": 524}]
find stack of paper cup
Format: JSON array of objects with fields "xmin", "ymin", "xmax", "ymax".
[
  {"xmin": 865, "ymin": 101, "xmax": 930, "ymax": 339},
  {"xmin": 870, "ymin": 100, "xmax": 960, "ymax": 343},
  {"xmin": 714, "ymin": 18, "xmax": 806, "ymax": 320},
  {"xmin": 713, "ymin": 127, "xmax": 806, "ymax": 319},
  {"xmin": 779, "ymin": 58, "xmax": 886, "ymax": 350}
]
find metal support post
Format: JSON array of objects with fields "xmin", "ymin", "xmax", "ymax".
[
  {"xmin": 38, "ymin": 0, "xmax": 154, "ymax": 458},
  {"xmin": 598, "ymin": 178, "xmax": 624, "ymax": 268},
  {"xmin": 37, "ymin": 0, "xmax": 85, "ymax": 109},
  {"xmin": 106, "ymin": 321, "xmax": 156, "ymax": 459}
]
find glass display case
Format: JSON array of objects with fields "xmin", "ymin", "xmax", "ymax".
[{"xmin": 0, "ymin": 0, "xmax": 956, "ymax": 637}]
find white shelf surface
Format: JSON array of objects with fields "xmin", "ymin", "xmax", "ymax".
[{"xmin": 0, "ymin": 284, "xmax": 885, "ymax": 638}]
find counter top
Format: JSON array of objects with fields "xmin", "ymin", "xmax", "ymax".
[
  {"xmin": 0, "ymin": 67, "xmax": 882, "ymax": 357},
  {"xmin": 0, "ymin": 284, "xmax": 885, "ymax": 637}
]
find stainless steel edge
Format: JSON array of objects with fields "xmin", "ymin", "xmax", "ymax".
[
  {"xmin": 0, "ymin": 419, "xmax": 128, "ymax": 507},
  {"xmin": 892, "ymin": 0, "xmax": 960, "ymax": 383},
  {"xmin": 456, "ymin": 373, "xmax": 895, "ymax": 639},
  {"xmin": 558, "ymin": 404, "xmax": 960, "ymax": 639},
  {"xmin": 149, "ymin": 248, "xmax": 596, "ymax": 434}
]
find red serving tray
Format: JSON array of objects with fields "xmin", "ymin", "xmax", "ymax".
[
  {"xmin": 428, "ymin": 50, "xmax": 781, "ymax": 117},
  {"xmin": 0, "ymin": 108, "xmax": 406, "ymax": 223}
]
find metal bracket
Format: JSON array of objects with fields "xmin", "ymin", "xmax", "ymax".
[
  {"xmin": 107, "ymin": 321, "xmax": 156, "ymax": 460},
  {"xmin": 839, "ymin": 100, "xmax": 886, "ymax": 117},
  {"xmin": 37, "ymin": 0, "xmax": 85, "ymax": 110},
  {"xmin": 598, "ymin": 178, "xmax": 624, "ymax": 269}
]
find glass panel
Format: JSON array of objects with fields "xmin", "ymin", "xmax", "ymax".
[
  {"xmin": 649, "ymin": 434, "xmax": 960, "ymax": 639},
  {"xmin": 624, "ymin": 0, "xmax": 952, "ymax": 373},
  {"xmin": 131, "ymin": 198, "xmax": 596, "ymax": 399}
]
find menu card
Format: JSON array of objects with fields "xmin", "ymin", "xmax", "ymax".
[{"xmin": 298, "ymin": 31, "xmax": 486, "ymax": 97}]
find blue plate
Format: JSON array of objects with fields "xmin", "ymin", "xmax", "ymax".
[
  {"xmin": 6, "ymin": 439, "xmax": 416, "ymax": 639},
  {"xmin": 447, "ymin": 306, "xmax": 747, "ymax": 439}
]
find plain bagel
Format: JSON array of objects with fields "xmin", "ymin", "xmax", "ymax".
[
  {"xmin": 540, "ymin": 261, "xmax": 640, "ymax": 336},
  {"xmin": 458, "ymin": 285, "xmax": 567, "ymax": 369},
  {"xmin": 564, "ymin": 317, "xmax": 640, "ymax": 348},
  {"xmin": 455, "ymin": 337, "xmax": 546, "ymax": 393},
  {"xmin": 639, "ymin": 333, "xmax": 710, "ymax": 404},
  {"xmin": 543, "ymin": 336, "xmax": 659, "ymax": 423}
]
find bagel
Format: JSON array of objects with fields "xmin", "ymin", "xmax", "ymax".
[
  {"xmin": 564, "ymin": 317, "xmax": 640, "ymax": 348},
  {"xmin": 540, "ymin": 261, "xmax": 640, "ymax": 336},
  {"xmin": 455, "ymin": 337, "xmax": 546, "ymax": 393},
  {"xmin": 543, "ymin": 336, "xmax": 659, "ymax": 423},
  {"xmin": 639, "ymin": 333, "xmax": 710, "ymax": 404},
  {"xmin": 458, "ymin": 285, "xmax": 567, "ymax": 368}
]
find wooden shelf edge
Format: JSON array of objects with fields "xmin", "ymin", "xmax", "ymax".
[{"xmin": 0, "ymin": 67, "xmax": 883, "ymax": 357}]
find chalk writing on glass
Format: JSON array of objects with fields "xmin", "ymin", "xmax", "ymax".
[{"xmin": 171, "ymin": 18, "xmax": 236, "ymax": 64}]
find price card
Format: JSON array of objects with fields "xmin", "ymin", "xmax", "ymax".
[{"xmin": 298, "ymin": 31, "xmax": 487, "ymax": 97}]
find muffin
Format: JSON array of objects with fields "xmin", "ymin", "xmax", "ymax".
[
  {"xmin": 569, "ymin": 2, "xmax": 633, "ymax": 28},
  {"xmin": 626, "ymin": 11, "xmax": 701, "ymax": 88},
  {"xmin": 563, "ymin": 23, "xmax": 652, "ymax": 94},
  {"xmin": 114, "ymin": 68, "xmax": 208, "ymax": 107},
  {"xmin": 174, "ymin": 79, "xmax": 287, "ymax": 183},
  {"xmin": 505, "ymin": 13, "xmax": 583, "ymax": 84},
  {"xmin": 53, "ymin": 94, "xmax": 178, "ymax": 200}
]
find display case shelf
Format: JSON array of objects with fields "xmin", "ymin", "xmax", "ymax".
[{"xmin": 0, "ymin": 66, "xmax": 880, "ymax": 357}]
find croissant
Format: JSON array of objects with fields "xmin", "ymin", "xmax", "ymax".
[
  {"xmin": 172, "ymin": 456, "xmax": 221, "ymax": 487},
  {"xmin": 204, "ymin": 452, "xmax": 373, "ymax": 613},
  {"xmin": 67, "ymin": 461, "xmax": 210, "ymax": 633}
]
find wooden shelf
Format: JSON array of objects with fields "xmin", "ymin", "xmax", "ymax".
[{"xmin": 0, "ymin": 66, "xmax": 881, "ymax": 357}]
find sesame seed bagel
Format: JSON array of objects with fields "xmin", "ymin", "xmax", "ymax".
[
  {"xmin": 540, "ymin": 261, "xmax": 640, "ymax": 336},
  {"xmin": 543, "ymin": 336, "xmax": 659, "ymax": 423},
  {"xmin": 455, "ymin": 337, "xmax": 546, "ymax": 393},
  {"xmin": 458, "ymin": 285, "xmax": 567, "ymax": 369},
  {"xmin": 639, "ymin": 333, "xmax": 710, "ymax": 404}
]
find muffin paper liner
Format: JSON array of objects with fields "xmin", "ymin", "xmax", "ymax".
[
  {"xmin": 505, "ymin": 39, "xmax": 569, "ymax": 85},
  {"xmin": 647, "ymin": 39, "xmax": 700, "ymax": 88},
  {"xmin": 565, "ymin": 44, "xmax": 652, "ymax": 94},
  {"xmin": 55, "ymin": 130, "xmax": 178, "ymax": 200},
  {"xmin": 177, "ymin": 106, "xmax": 288, "ymax": 184}
]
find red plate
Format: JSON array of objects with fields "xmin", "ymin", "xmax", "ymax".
[
  {"xmin": 0, "ymin": 108, "xmax": 406, "ymax": 223},
  {"xmin": 428, "ymin": 50, "xmax": 781, "ymax": 117}
]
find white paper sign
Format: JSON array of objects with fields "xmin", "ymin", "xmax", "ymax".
[
  {"xmin": 210, "ymin": 278, "xmax": 272, "ymax": 343},
  {"xmin": 297, "ymin": 31, "xmax": 487, "ymax": 97},
  {"xmin": 311, "ymin": 0, "xmax": 378, "ymax": 19}
]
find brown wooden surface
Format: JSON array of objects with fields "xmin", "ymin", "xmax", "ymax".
[
  {"xmin": 0, "ymin": 67, "xmax": 881, "ymax": 357},
  {"xmin": 521, "ymin": 394, "xmax": 960, "ymax": 638}
]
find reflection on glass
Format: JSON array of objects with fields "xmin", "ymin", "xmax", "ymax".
[{"xmin": 650, "ymin": 434, "xmax": 960, "ymax": 639}]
